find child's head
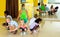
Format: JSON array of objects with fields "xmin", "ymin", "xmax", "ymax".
[
  {"xmin": 20, "ymin": 20, "xmax": 24, "ymax": 25},
  {"xmin": 35, "ymin": 18, "xmax": 42, "ymax": 24},
  {"xmin": 4, "ymin": 11, "xmax": 10, "ymax": 16},
  {"xmin": 6, "ymin": 17, "xmax": 11, "ymax": 23},
  {"xmin": 22, "ymin": 4, "xmax": 25, "ymax": 8},
  {"xmin": 3, "ymin": 23, "xmax": 8, "ymax": 26},
  {"xmin": 38, "ymin": 3, "xmax": 40, "ymax": 6},
  {"xmin": 34, "ymin": 14, "xmax": 38, "ymax": 18},
  {"xmin": 37, "ymin": 9, "xmax": 39, "ymax": 11},
  {"xmin": 55, "ymin": 6, "xmax": 59, "ymax": 9},
  {"xmin": 45, "ymin": 4, "xmax": 47, "ymax": 7},
  {"xmin": 51, "ymin": 5, "xmax": 53, "ymax": 9}
]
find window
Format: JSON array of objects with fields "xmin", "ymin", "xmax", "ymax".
[
  {"xmin": 21, "ymin": 0, "xmax": 26, "ymax": 3},
  {"xmin": 48, "ymin": 0, "xmax": 60, "ymax": 4}
]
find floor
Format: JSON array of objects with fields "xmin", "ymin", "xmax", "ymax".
[{"xmin": 0, "ymin": 13, "xmax": 60, "ymax": 37}]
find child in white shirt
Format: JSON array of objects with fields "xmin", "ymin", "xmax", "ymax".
[
  {"xmin": 6, "ymin": 17, "xmax": 18, "ymax": 34},
  {"xmin": 29, "ymin": 18, "xmax": 42, "ymax": 34}
]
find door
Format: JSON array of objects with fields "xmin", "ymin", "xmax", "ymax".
[{"xmin": 6, "ymin": 0, "xmax": 18, "ymax": 18}]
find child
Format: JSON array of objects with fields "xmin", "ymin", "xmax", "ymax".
[
  {"xmin": 45, "ymin": 4, "xmax": 49, "ymax": 13},
  {"xmin": 18, "ymin": 20, "xmax": 27, "ymax": 32},
  {"xmin": 37, "ymin": 9, "xmax": 43, "ymax": 16},
  {"xmin": 17, "ymin": 4, "xmax": 28, "ymax": 24},
  {"xmin": 48, "ymin": 5, "xmax": 54, "ymax": 15},
  {"xmin": 3, "ymin": 11, "xmax": 13, "ymax": 30},
  {"xmin": 29, "ymin": 18, "xmax": 42, "ymax": 34},
  {"xmin": 40, "ymin": 3, "xmax": 45, "ymax": 13},
  {"xmin": 18, "ymin": 20, "xmax": 28, "ymax": 35},
  {"xmin": 6, "ymin": 17, "xmax": 18, "ymax": 34},
  {"xmin": 38, "ymin": 3, "xmax": 41, "ymax": 9}
]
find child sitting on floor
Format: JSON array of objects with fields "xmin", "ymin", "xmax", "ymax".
[
  {"xmin": 6, "ymin": 17, "xmax": 18, "ymax": 34},
  {"xmin": 18, "ymin": 20, "xmax": 28, "ymax": 32}
]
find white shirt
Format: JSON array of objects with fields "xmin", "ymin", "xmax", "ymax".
[
  {"xmin": 8, "ymin": 21, "xmax": 18, "ymax": 28},
  {"xmin": 29, "ymin": 17, "xmax": 36, "ymax": 26},
  {"xmin": 7, "ymin": 15, "xmax": 12, "ymax": 21},
  {"xmin": 29, "ymin": 22, "xmax": 38, "ymax": 29}
]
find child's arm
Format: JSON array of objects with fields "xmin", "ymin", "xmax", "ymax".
[
  {"xmin": 13, "ymin": 23, "xmax": 21, "ymax": 31},
  {"xmin": 26, "ymin": 10, "xmax": 29, "ymax": 19},
  {"xmin": 17, "ymin": 10, "xmax": 22, "ymax": 21}
]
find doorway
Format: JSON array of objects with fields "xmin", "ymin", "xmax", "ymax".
[{"xmin": 6, "ymin": 0, "xmax": 18, "ymax": 18}]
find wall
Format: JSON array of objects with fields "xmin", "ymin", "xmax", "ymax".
[
  {"xmin": 43, "ymin": 0, "xmax": 48, "ymax": 4},
  {"xmin": 0, "ymin": 0, "xmax": 47, "ymax": 18},
  {"xmin": 0, "ymin": 0, "xmax": 6, "ymax": 17}
]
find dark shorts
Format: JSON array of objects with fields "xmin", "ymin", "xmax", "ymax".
[
  {"xmin": 30, "ymin": 25, "xmax": 39, "ymax": 31},
  {"xmin": 30, "ymin": 29, "xmax": 34, "ymax": 31},
  {"xmin": 24, "ymin": 18, "xmax": 28, "ymax": 23},
  {"xmin": 20, "ymin": 27, "xmax": 27, "ymax": 31}
]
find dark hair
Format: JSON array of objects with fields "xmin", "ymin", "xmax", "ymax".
[
  {"xmin": 45, "ymin": 4, "xmax": 47, "ymax": 6},
  {"xmin": 37, "ymin": 9, "xmax": 39, "ymax": 11},
  {"xmin": 35, "ymin": 18, "xmax": 42, "ymax": 23},
  {"xmin": 51, "ymin": 5, "xmax": 53, "ymax": 9},
  {"xmin": 34, "ymin": 14, "xmax": 38, "ymax": 18},
  {"xmin": 3, "ymin": 23, "xmax": 8, "ymax": 26},
  {"xmin": 38, "ymin": 3, "xmax": 40, "ymax": 6},
  {"xmin": 4, "ymin": 11, "xmax": 10, "ymax": 15},
  {"xmin": 22, "ymin": 4, "xmax": 25, "ymax": 7},
  {"xmin": 55, "ymin": 6, "xmax": 59, "ymax": 9},
  {"xmin": 54, "ymin": 6, "xmax": 59, "ymax": 12}
]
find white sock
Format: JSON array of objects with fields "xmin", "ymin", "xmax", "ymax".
[{"xmin": 33, "ymin": 30, "xmax": 37, "ymax": 33}]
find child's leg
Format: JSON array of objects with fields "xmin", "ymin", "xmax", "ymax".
[
  {"xmin": 30, "ymin": 29, "xmax": 34, "ymax": 34},
  {"xmin": 35, "ymin": 25, "xmax": 40, "ymax": 30},
  {"xmin": 24, "ymin": 27, "xmax": 28, "ymax": 32},
  {"xmin": 13, "ymin": 30, "xmax": 17, "ymax": 34},
  {"xmin": 9, "ymin": 26, "xmax": 17, "ymax": 34},
  {"xmin": 20, "ymin": 27, "xmax": 25, "ymax": 32},
  {"xmin": 9, "ymin": 26, "xmax": 16, "ymax": 33}
]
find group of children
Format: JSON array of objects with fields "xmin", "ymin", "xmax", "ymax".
[
  {"xmin": 3, "ymin": 4, "xmax": 42, "ymax": 34},
  {"xmin": 37, "ymin": 2, "xmax": 59, "ymax": 16}
]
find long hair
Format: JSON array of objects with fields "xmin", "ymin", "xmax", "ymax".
[{"xmin": 35, "ymin": 18, "xmax": 42, "ymax": 23}]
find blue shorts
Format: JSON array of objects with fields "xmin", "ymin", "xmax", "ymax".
[{"xmin": 24, "ymin": 18, "xmax": 28, "ymax": 23}]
